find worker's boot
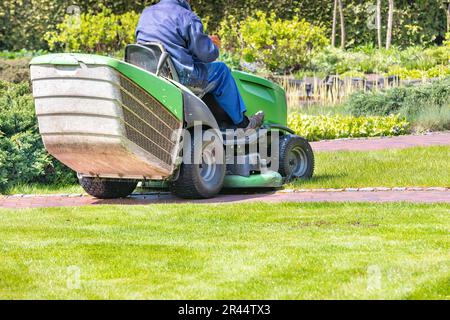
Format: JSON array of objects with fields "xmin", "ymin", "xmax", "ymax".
[{"xmin": 245, "ymin": 111, "xmax": 265, "ymax": 131}]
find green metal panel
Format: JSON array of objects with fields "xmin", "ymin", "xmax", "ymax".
[
  {"xmin": 30, "ymin": 54, "xmax": 184, "ymax": 120},
  {"xmin": 232, "ymin": 71, "xmax": 287, "ymax": 126},
  {"xmin": 223, "ymin": 171, "xmax": 284, "ymax": 189},
  {"xmin": 141, "ymin": 180, "xmax": 170, "ymax": 189}
]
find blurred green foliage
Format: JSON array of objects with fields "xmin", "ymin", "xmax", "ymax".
[
  {"xmin": 346, "ymin": 78, "xmax": 450, "ymax": 116},
  {"xmin": 311, "ymin": 45, "xmax": 450, "ymax": 79},
  {"xmin": 345, "ymin": 78, "xmax": 450, "ymax": 131},
  {"xmin": 219, "ymin": 11, "xmax": 328, "ymax": 73},
  {"xmin": 45, "ymin": 5, "xmax": 139, "ymax": 54},
  {"xmin": 0, "ymin": 0, "xmax": 448, "ymax": 51}
]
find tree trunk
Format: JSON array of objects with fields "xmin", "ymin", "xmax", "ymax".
[
  {"xmin": 376, "ymin": 0, "xmax": 382, "ymax": 49},
  {"xmin": 447, "ymin": 2, "xmax": 450, "ymax": 33},
  {"xmin": 386, "ymin": 0, "xmax": 394, "ymax": 49},
  {"xmin": 338, "ymin": 0, "xmax": 346, "ymax": 49},
  {"xmin": 331, "ymin": 0, "xmax": 338, "ymax": 47}
]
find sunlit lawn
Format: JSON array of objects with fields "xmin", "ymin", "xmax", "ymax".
[
  {"xmin": 291, "ymin": 146, "xmax": 449, "ymax": 189},
  {"xmin": 2, "ymin": 146, "xmax": 449, "ymax": 196},
  {"xmin": 0, "ymin": 203, "xmax": 448, "ymax": 299}
]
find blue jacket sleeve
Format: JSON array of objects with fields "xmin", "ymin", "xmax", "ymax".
[{"xmin": 186, "ymin": 15, "xmax": 219, "ymax": 63}]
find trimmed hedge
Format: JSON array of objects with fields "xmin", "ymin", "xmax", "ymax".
[
  {"xmin": 288, "ymin": 114, "xmax": 410, "ymax": 142},
  {"xmin": 0, "ymin": 81, "xmax": 76, "ymax": 191}
]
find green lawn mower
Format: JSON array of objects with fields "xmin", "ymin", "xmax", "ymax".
[{"xmin": 30, "ymin": 43, "xmax": 314, "ymax": 199}]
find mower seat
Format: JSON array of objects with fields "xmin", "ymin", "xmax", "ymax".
[{"xmin": 125, "ymin": 42, "xmax": 212, "ymax": 98}]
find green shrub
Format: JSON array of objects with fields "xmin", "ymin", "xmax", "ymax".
[
  {"xmin": 311, "ymin": 47, "xmax": 388, "ymax": 75},
  {"xmin": 3, "ymin": 132, "xmax": 52, "ymax": 186},
  {"xmin": 0, "ymin": 0, "xmax": 156, "ymax": 51},
  {"xmin": 45, "ymin": 6, "xmax": 140, "ymax": 54},
  {"xmin": 386, "ymin": 66, "xmax": 425, "ymax": 80},
  {"xmin": 346, "ymin": 87, "xmax": 406, "ymax": 117},
  {"xmin": 412, "ymin": 104, "xmax": 450, "ymax": 132},
  {"xmin": 346, "ymin": 78, "xmax": 450, "ymax": 117},
  {"xmin": 0, "ymin": 136, "xmax": 9, "ymax": 188},
  {"xmin": 310, "ymin": 47, "xmax": 344, "ymax": 74},
  {"xmin": 0, "ymin": 81, "xmax": 76, "ymax": 191},
  {"xmin": 218, "ymin": 51, "xmax": 241, "ymax": 71},
  {"xmin": 219, "ymin": 11, "xmax": 328, "ymax": 73},
  {"xmin": 0, "ymin": 81, "xmax": 36, "ymax": 135},
  {"xmin": 311, "ymin": 45, "xmax": 450, "ymax": 77},
  {"xmin": 345, "ymin": 78, "xmax": 450, "ymax": 132},
  {"xmin": 288, "ymin": 114, "xmax": 410, "ymax": 142},
  {"xmin": 0, "ymin": 58, "xmax": 31, "ymax": 83},
  {"xmin": 0, "ymin": 49, "xmax": 47, "ymax": 59}
]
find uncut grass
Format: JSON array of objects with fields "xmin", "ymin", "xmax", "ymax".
[
  {"xmin": 0, "ymin": 202, "xmax": 449, "ymax": 300},
  {"xmin": 3, "ymin": 183, "xmax": 83, "ymax": 195}
]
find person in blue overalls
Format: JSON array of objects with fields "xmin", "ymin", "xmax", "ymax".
[{"xmin": 135, "ymin": 0, "xmax": 265, "ymax": 130}]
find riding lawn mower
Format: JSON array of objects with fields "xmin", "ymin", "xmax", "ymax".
[{"xmin": 29, "ymin": 43, "xmax": 314, "ymax": 199}]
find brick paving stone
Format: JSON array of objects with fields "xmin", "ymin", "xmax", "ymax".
[
  {"xmin": 426, "ymin": 187, "xmax": 448, "ymax": 191},
  {"xmin": 359, "ymin": 187, "xmax": 375, "ymax": 192},
  {"xmin": 0, "ymin": 190, "xmax": 448, "ymax": 209},
  {"xmin": 407, "ymin": 187, "xmax": 425, "ymax": 191},
  {"xmin": 311, "ymin": 132, "xmax": 450, "ymax": 152},
  {"xmin": 374, "ymin": 187, "xmax": 392, "ymax": 191}
]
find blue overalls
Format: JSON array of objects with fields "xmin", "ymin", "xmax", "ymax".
[{"xmin": 135, "ymin": 0, "xmax": 247, "ymax": 125}]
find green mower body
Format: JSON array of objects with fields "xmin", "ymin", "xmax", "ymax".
[{"xmin": 30, "ymin": 46, "xmax": 314, "ymax": 199}]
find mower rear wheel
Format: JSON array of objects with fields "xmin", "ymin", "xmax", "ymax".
[
  {"xmin": 278, "ymin": 135, "xmax": 315, "ymax": 181},
  {"xmin": 79, "ymin": 177, "xmax": 138, "ymax": 199},
  {"xmin": 171, "ymin": 131, "xmax": 225, "ymax": 199}
]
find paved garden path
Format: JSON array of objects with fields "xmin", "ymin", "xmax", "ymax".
[
  {"xmin": 1, "ymin": 133, "xmax": 449, "ymax": 209},
  {"xmin": 310, "ymin": 131, "xmax": 450, "ymax": 152},
  {"xmin": 1, "ymin": 189, "xmax": 449, "ymax": 208}
]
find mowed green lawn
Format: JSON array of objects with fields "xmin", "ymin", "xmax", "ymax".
[
  {"xmin": 291, "ymin": 146, "xmax": 450, "ymax": 189},
  {"xmin": 3, "ymin": 146, "xmax": 449, "ymax": 195},
  {"xmin": 0, "ymin": 203, "xmax": 448, "ymax": 299}
]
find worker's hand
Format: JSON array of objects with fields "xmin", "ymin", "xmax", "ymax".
[{"xmin": 210, "ymin": 35, "xmax": 221, "ymax": 49}]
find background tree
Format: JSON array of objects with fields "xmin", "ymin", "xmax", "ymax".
[
  {"xmin": 338, "ymin": 0, "xmax": 346, "ymax": 49},
  {"xmin": 377, "ymin": 0, "xmax": 383, "ymax": 49},
  {"xmin": 332, "ymin": 0, "xmax": 338, "ymax": 47},
  {"xmin": 445, "ymin": 0, "xmax": 450, "ymax": 32},
  {"xmin": 386, "ymin": 0, "xmax": 394, "ymax": 49}
]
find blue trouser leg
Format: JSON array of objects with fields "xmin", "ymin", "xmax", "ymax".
[{"xmin": 206, "ymin": 62, "xmax": 247, "ymax": 125}]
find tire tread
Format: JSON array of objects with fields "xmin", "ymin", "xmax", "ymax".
[{"xmin": 79, "ymin": 177, "xmax": 138, "ymax": 199}]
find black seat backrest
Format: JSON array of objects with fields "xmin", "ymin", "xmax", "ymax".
[
  {"xmin": 125, "ymin": 42, "xmax": 179, "ymax": 82},
  {"xmin": 125, "ymin": 42, "xmax": 214, "ymax": 98}
]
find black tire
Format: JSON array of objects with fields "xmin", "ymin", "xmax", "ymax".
[
  {"xmin": 171, "ymin": 130, "xmax": 225, "ymax": 199},
  {"xmin": 79, "ymin": 177, "xmax": 138, "ymax": 199},
  {"xmin": 278, "ymin": 134, "xmax": 315, "ymax": 181}
]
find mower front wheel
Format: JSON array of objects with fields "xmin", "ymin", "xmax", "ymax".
[{"xmin": 79, "ymin": 177, "xmax": 138, "ymax": 199}]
